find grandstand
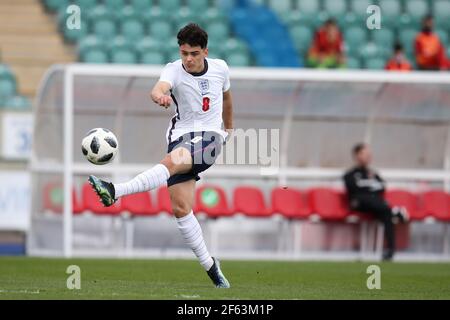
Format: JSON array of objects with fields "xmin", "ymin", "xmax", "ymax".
[{"xmin": 0, "ymin": 0, "xmax": 449, "ymax": 263}]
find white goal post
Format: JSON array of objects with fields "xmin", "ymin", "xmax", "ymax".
[{"xmin": 29, "ymin": 64, "xmax": 450, "ymax": 258}]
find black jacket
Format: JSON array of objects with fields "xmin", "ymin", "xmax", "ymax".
[{"xmin": 343, "ymin": 166, "xmax": 386, "ymax": 199}]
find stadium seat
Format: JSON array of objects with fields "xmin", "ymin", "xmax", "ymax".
[
  {"xmin": 148, "ymin": 21, "xmax": 173, "ymax": 41},
  {"xmin": 433, "ymin": 0, "xmax": 450, "ymax": 30},
  {"xmin": 156, "ymin": 186, "xmax": 172, "ymax": 214},
  {"xmin": 233, "ymin": 186, "xmax": 271, "ymax": 217},
  {"xmin": 92, "ymin": 17, "xmax": 117, "ymax": 41},
  {"xmin": 140, "ymin": 51, "xmax": 166, "ymax": 64},
  {"xmin": 404, "ymin": 0, "xmax": 429, "ymax": 23},
  {"xmin": 398, "ymin": 29, "xmax": 418, "ymax": 55},
  {"xmin": 62, "ymin": 21, "xmax": 88, "ymax": 43},
  {"xmin": 82, "ymin": 183, "xmax": 121, "ymax": 215},
  {"xmin": 206, "ymin": 21, "xmax": 230, "ymax": 42},
  {"xmin": 420, "ymin": 190, "xmax": 450, "ymax": 221},
  {"xmin": 111, "ymin": 49, "xmax": 138, "ymax": 64},
  {"xmin": 385, "ymin": 189, "xmax": 422, "ymax": 220},
  {"xmin": 121, "ymin": 192, "xmax": 157, "ymax": 216},
  {"xmin": 159, "ymin": 0, "xmax": 181, "ymax": 12},
  {"xmin": 295, "ymin": 0, "xmax": 320, "ymax": 15},
  {"xmin": 187, "ymin": 0, "xmax": 209, "ymax": 12},
  {"xmin": 104, "ymin": 0, "xmax": 125, "ymax": 10},
  {"xmin": 271, "ymin": 187, "xmax": 311, "ymax": 219},
  {"xmin": 226, "ymin": 52, "xmax": 251, "ymax": 66},
  {"xmin": 346, "ymin": 56, "xmax": 362, "ymax": 69},
  {"xmin": 344, "ymin": 26, "xmax": 368, "ymax": 54},
  {"xmin": 290, "ymin": 25, "xmax": 313, "ymax": 54},
  {"xmin": 173, "ymin": 7, "xmax": 202, "ymax": 27},
  {"xmin": 323, "ymin": 0, "xmax": 347, "ymax": 17},
  {"xmin": 224, "ymin": 38, "xmax": 249, "ymax": 55},
  {"xmin": 81, "ymin": 48, "xmax": 109, "ymax": 63},
  {"xmin": 0, "ymin": 78, "xmax": 16, "ymax": 101},
  {"xmin": 73, "ymin": 0, "xmax": 97, "ymax": 11},
  {"xmin": 308, "ymin": 188, "xmax": 348, "ymax": 221},
  {"xmin": 436, "ymin": 29, "xmax": 449, "ymax": 47},
  {"xmin": 43, "ymin": 183, "xmax": 84, "ymax": 214},
  {"xmin": 364, "ymin": 58, "xmax": 386, "ymax": 70},
  {"xmin": 130, "ymin": 0, "xmax": 153, "ymax": 10},
  {"xmin": 378, "ymin": 0, "xmax": 402, "ymax": 28},
  {"xmin": 268, "ymin": 0, "xmax": 292, "ymax": 14},
  {"xmin": 121, "ymin": 18, "xmax": 145, "ymax": 42},
  {"xmin": 372, "ymin": 29, "xmax": 395, "ymax": 48},
  {"xmin": 196, "ymin": 185, "xmax": 233, "ymax": 218},
  {"xmin": 203, "ymin": 7, "xmax": 228, "ymax": 25}
]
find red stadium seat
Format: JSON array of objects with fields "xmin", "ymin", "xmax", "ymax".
[
  {"xmin": 420, "ymin": 190, "xmax": 450, "ymax": 221},
  {"xmin": 307, "ymin": 188, "xmax": 348, "ymax": 220},
  {"xmin": 233, "ymin": 186, "xmax": 271, "ymax": 217},
  {"xmin": 121, "ymin": 191, "xmax": 158, "ymax": 216},
  {"xmin": 156, "ymin": 186, "xmax": 172, "ymax": 214},
  {"xmin": 385, "ymin": 189, "xmax": 422, "ymax": 220},
  {"xmin": 271, "ymin": 187, "xmax": 311, "ymax": 219},
  {"xmin": 82, "ymin": 183, "xmax": 121, "ymax": 215},
  {"xmin": 43, "ymin": 182, "xmax": 83, "ymax": 214},
  {"xmin": 196, "ymin": 185, "xmax": 233, "ymax": 218}
]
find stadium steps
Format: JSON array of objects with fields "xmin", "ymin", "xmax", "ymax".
[{"xmin": 0, "ymin": 0, "xmax": 76, "ymax": 98}]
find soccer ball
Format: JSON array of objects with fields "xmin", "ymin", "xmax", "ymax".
[{"xmin": 81, "ymin": 128, "xmax": 118, "ymax": 165}]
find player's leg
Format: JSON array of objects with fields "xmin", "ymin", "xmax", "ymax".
[
  {"xmin": 170, "ymin": 179, "xmax": 230, "ymax": 288},
  {"xmin": 88, "ymin": 147, "xmax": 192, "ymax": 206}
]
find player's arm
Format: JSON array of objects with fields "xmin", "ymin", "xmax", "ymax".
[
  {"xmin": 222, "ymin": 89, "xmax": 233, "ymax": 138},
  {"xmin": 150, "ymin": 81, "xmax": 172, "ymax": 108}
]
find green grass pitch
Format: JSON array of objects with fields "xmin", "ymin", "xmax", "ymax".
[{"xmin": 0, "ymin": 257, "xmax": 449, "ymax": 299}]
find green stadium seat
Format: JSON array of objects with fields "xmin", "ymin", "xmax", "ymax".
[
  {"xmin": 187, "ymin": 0, "xmax": 209, "ymax": 12},
  {"xmin": 148, "ymin": 20, "xmax": 173, "ymax": 41},
  {"xmin": 359, "ymin": 43, "xmax": 390, "ymax": 60},
  {"xmin": 290, "ymin": 25, "xmax": 313, "ymax": 54},
  {"xmin": 346, "ymin": 56, "xmax": 362, "ymax": 69},
  {"xmin": 0, "ymin": 65, "xmax": 14, "ymax": 81},
  {"xmin": 77, "ymin": 35, "xmax": 106, "ymax": 57},
  {"xmin": 365, "ymin": 58, "xmax": 386, "ymax": 69},
  {"xmin": 159, "ymin": 0, "xmax": 181, "ymax": 12},
  {"xmin": 168, "ymin": 51, "xmax": 181, "ymax": 62},
  {"xmin": 140, "ymin": 51, "xmax": 165, "ymax": 64},
  {"xmin": 92, "ymin": 17, "xmax": 118, "ymax": 41},
  {"xmin": 323, "ymin": 0, "xmax": 347, "ymax": 16},
  {"xmin": 206, "ymin": 21, "xmax": 230, "ymax": 42},
  {"xmin": 130, "ymin": 0, "xmax": 153, "ymax": 11},
  {"xmin": 226, "ymin": 52, "xmax": 251, "ymax": 66},
  {"xmin": 62, "ymin": 21, "xmax": 89, "ymax": 43},
  {"xmin": 121, "ymin": 18, "xmax": 145, "ymax": 42},
  {"xmin": 295, "ymin": 0, "xmax": 320, "ymax": 15},
  {"xmin": 44, "ymin": 0, "xmax": 69, "ymax": 12},
  {"xmin": 268, "ymin": 0, "xmax": 292, "ymax": 14},
  {"xmin": 82, "ymin": 48, "xmax": 109, "ymax": 63},
  {"xmin": 0, "ymin": 78, "xmax": 17, "ymax": 100},
  {"xmin": 85, "ymin": 5, "xmax": 112, "ymax": 21},
  {"xmin": 172, "ymin": 7, "xmax": 203, "ymax": 27},
  {"xmin": 224, "ymin": 38, "xmax": 249, "ymax": 55},
  {"xmin": 398, "ymin": 29, "xmax": 418, "ymax": 55},
  {"xmin": 433, "ymin": 1, "xmax": 450, "ymax": 30},
  {"xmin": 280, "ymin": 10, "xmax": 315, "ymax": 28},
  {"xmin": 140, "ymin": 6, "xmax": 171, "ymax": 23},
  {"xmin": 108, "ymin": 36, "xmax": 134, "ymax": 51},
  {"xmin": 202, "ymin": 7, "xmax": 228, "ymax": 25},
  {"xmin": 404, "ymin": 0, "xmax": 429, "ymax": 23},
  {"xmin": 136, "ymin": 37, "xmax": 162, "ymax": 54},
  {"xmin": 72, "ymin": 0, "xmax": 97, "ymax": 10},
  {"xmin": 349, "ymin": 0, "xmax": 373, "ymax": 16},
  {"xmin": 378, "ymin": 0, "xmax": 402, "ymax": 28},
  {"xmin": 436, "ymin": 29, "xmax": 449, "ymax": 47},
  {"xmin": 111, "ymin": 49, "xmax": 138, "ymax": 64},
  {"xmin": 4, "ymin": 96, "xmax": 31, "ymax": 110},
  {"xmin": 344, "ymin": 26, "xmax": 367, "ymax": 54},
  {"xmin": 372, "ymin": 29, "xmax": 395, "ymax": 48},
  {"xmin": 207, "ymin": 40, "xmax": 223, "ymax": 58},
  {"xmin": 104, "ymin": 0, "xmax": 125, "ymax": 10}
]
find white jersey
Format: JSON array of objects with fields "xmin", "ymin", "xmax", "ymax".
[{"xmin": 159, "ymin": 57, "xmax": 230, "ymax": 143}]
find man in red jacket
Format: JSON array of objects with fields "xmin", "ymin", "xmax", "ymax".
[
  {"xmin": 307, "ymin": 18, "xmax": 345, "ymax": 68},
  {"xmin": 415, "ymin": 15, "xmax": 450, "ymax": 70}
]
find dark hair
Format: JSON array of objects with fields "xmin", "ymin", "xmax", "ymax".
[
  {"xmin": 393, "ymin": 42, "xmax": 403, "ymax": 52},
  {"xmin": 325, "ymin": 18, "xmax": 337, "ymax": 26},
  {"xmin": 177, "ymin": 23, "xmax": 208, "ymax": 49},
  {"xmin": 352, "ymin": 143, "xmax": 367, "ymax": 156},
  {"xmin": 422, "ymin": 13, "xmax": 433, "ymax": 22}
]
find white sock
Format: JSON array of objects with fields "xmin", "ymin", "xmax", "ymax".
[
  {"xmin": 176, "ymin": 211, "xmax": 214, "ymax": 271},
  {"xmin": 113, "ymin": 163, "xmax": 170, "ymax": 198}
]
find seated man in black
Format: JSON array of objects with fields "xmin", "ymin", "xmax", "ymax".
[{"xmin": 343, "ymin": 143, "xmax": 408, "ymax": 261}]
